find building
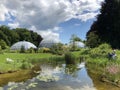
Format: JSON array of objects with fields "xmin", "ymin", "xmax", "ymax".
[
  {"xmin": 39, "ymin": 39, "xmax": 57, "ymax": 48},
  {"xmin": 10, "ymin": 41, "xmax": 37, "ymax": 50}
]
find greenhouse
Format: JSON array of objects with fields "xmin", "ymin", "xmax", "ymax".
[
  {"xmin": 70, "ymin": 41, "xmax": 85, "ymax": 48},
  {"xmin": 10, "ymin": 41, "xmax": 37, "ymax": 50},
  {"xmin": 39, "ymin": 39, "xmax": 57, "ymax": 48},
  {"xmin": 74, "ymin": 41, "xmax": 85, "ymax": 48}
]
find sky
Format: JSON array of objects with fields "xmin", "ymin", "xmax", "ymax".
[{"xmin": 0, "ymin": 0, "xmax": 104, "ymax": 44}]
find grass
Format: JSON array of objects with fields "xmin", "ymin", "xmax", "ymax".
[
  {"xmin": 0, "ymin": 53, "xmax": 56, "ymax": 72},
  {"xmin": 0, "ymin": 53, "xmax": 54, "ymax": 60}
]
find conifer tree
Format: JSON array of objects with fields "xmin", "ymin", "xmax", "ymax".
[{"xmin": 86, "ymin": 0, "xmax": 120, "ymax": 48}]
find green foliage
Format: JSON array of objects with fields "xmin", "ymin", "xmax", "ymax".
[
  {"xmin": 42, "ymin": 48, "xmax": 50, "ymax": 53},
  {"xmin": 0, "ymin": 39, "xmax": 8, "ymax": 49},
  {"xmin": 70, "ymin": 34, "xmax": 81, "ymax": 42},
  {"xmin": 70, "ymin": 34, "xmax": 82, "ymax": 51},
  {"xmin": 20, "ymin": 61, "xmax": 32, "ymax": 69},
  {"xmin": 27, "ymin": 47, "xmax": 35, "ymax": 53},
  {"xmin": 64, "ymin": 52, "xmax": 76, "ymax": 65},
  {"xmin": 86, "ymin": 32, "xmax": 100, "ymax": 48},
  {"xmin": 89, "ymin": 43, "xmax": 112, "ymax": 58},
  {"xmin": 86, "ymin": 0, "xmax": 120, "ymax": 49},
  {"xmin": 50, "ymin": 43, "xmax": 64, "ymax": 55},
  {"xmin": 20, "ymin": 46, "xmax": 26, "ymax": 53},
  {"xmin": 0, "ymin": 25, "xmax": 42, "ymax": 47}
]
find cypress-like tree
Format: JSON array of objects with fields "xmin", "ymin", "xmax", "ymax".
[{"xmin": 86, "ymin": 0, "xmax": 120, "ymax": 48}]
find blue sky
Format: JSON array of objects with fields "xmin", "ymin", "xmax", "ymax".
[
  {"xmin": 59, "ymin": 18, "xmax": 95, "ymax": 43},
  {"xmin": 0, "ymin": 0, "xmax": 104, "ymax": 44}
]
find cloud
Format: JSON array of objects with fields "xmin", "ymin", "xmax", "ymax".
[
  {"xmin": 0, "ymin": 4, "xmax": 9, "ymax": 21},
  {"xmin": 77, "ymin": 12, "xmax": 98, "ymax": 22},
  {"xmin": 0, "ymin": 0, "xmax": 104, "ymax": 42},
  {"xmin": 74, "ymin": 23, "xmax": 81, "ymax": 26},
  {"xmin": 38, "ymin": 30, "xmax": 60, "ymax": 43},
  {"xmin": 8, "ymin": 22, "xmax": 19, "ymax": 28}
]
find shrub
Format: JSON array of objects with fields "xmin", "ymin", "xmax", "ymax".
[
  {"xmin": 20, "ymin": 62, "xmax": 32, "ymax": 69},
  {"xmin": 43, "ymin": 48, "xmax": 50, "ymax": 53},
  {"xmin": 27, "ymin": 47, "xmax": 35, "ymax": 53},
  {"xmin": 89, "ymin": 43, "xmax": 112, "ymax": 58},
  {"xmin": 64, "ymin": 52, "xmax": 76, "ymax": 65},
  {"xmin": 0, "ymin": 39, "xmax": 8, "ymax": 49},
  {"xmin": 20, "ymin": 45, "xmax": 26, "ymax": 53}
]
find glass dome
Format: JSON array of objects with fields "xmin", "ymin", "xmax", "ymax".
[
  {"xmin": 10, "ymin": 41, "xmax": 37, "ymax": 50},
  {"xmin": 70, "ymin": 41, "xmax": 85, "ymax": 48},
  {"xmin": 39, "ymin": 39, "xmax": 56, "ymax": 48},
  {"xmin": 75, "ymin": 41, "xmax": 85, "ymax": 48}
]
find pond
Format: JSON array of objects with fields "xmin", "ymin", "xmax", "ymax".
[{"xmin": 0, "ymin": 61, "xmax": 120, "ymax": 90}]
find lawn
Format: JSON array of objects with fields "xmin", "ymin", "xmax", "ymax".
[{"xmin": 0, "ymin": 53, "xmax": 55, "ymax": 72}]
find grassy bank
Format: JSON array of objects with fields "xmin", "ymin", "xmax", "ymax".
[
  {"xmin": 0, "ymin": 53, "xmax": 60, "ymax": 72},
  {"xmin": 72, "ymin": 44, "xmax": 120, "ymax": 87}
]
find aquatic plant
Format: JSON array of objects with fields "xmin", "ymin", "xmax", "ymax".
[
  {"xmin": 26, "ymin": 82, "xmax": 38, "ymax": 89},
  {"xmin": 36, "ymin": 74, "xmax": 59, "ymax": 82}
]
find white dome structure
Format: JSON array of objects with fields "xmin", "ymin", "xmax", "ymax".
[
  {"xmin": 70, "ymin": 41, "xmax": 85, "ymax": 48},
  {"xmin": 39, "ymin": 39, "xmax": 57, "ymax": 48},
  {"xmin": 74, "ymin": 41, "xmax": 85, "ymax": 48},
  {"xmin": 10, "ymin": 41, "xmax": 37, "ymax": 50}
]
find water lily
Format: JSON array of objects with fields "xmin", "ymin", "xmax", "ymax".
[
  {"xmin": 8, "ymin": 85, "xmax": 18, "ymax": 90},
  {"xmin": 26, "ymin": 82, "xmax": 38, "ymax": 89}
]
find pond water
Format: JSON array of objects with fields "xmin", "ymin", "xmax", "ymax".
[{"xmin": 1, "ymin": 62, "xmax": 120, "ymax": 90}]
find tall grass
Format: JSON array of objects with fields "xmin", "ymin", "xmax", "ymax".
[{"xmin": 64, "ymin": 52, "xmax": 76, "ymax": 65}]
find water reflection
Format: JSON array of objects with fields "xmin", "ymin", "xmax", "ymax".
[{"xmin": 2, "ymin": 62, "xmax": 96, "ymax": 90}]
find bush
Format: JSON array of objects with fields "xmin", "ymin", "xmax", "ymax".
[
  {"xmin": 0, "ymin": 39, "xmax": 8, "ymax": 49},
  {"xmin": 89, "ymin": 43, "xmax": 112, "ymax": 58},
  {"xmin": 20, "ymin": 45, "xmax": 26, "ymax": 53},
  {"xmin": 20, "ymin": 62, "xmax": 32, "ymax": 69},
  {"xmin": 27, "ymin": 47, "xmax": 35, "ymax": 53},
  {"xmin": 64, "ymin": 52, "xmax": 76, "ymax": 65},
  {"xmin": 38, "ymin": 48, "xmax": 50, "ymax": 53}
]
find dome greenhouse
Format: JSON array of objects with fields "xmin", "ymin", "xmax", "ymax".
[
  {"xmin": 39, "ymin": 39, "xmax": 57, "ymax": 48},
  {"xmin": 10, "ymin": 41, "xmax": 37, "ymax": 50}
]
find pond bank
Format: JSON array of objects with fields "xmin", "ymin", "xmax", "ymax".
[
  {"xmin": 86, "ymin": 62, "xmax": 120, "ymax": 90},
  {"xmin": 0, "ymin": 65, "xmax": 40, "ymax": 86}
]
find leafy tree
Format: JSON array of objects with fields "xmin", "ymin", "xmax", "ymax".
[
  {"xmin": 0, "ymin": 39, "xmax": 8, "ymax": 49},
  {"xmin": 70, "ymin": 34, "xmax": 82, "ymax": 51},
  {"xmin": 70, "ymin": 34, "xmax": 81, "ymax": 42},
  {"xmin": 0, "ymin": 30, "xmax": 10, "ymax": 46},
  {"xmin": 86, "ymin": 32, "xmax": 100, "ymax": 48},
  {"xmin": 14, "ymin": 28, "xmax": 42, "ymax": 47},
  {"xmin": 50, "ymin": 43, "xmax": 64, "ymax": 55},
  {"xmin": 0, "ymin": 25, "xmax": 42, "ymax": 47},
  {"xmin": 86, "ymin": 0, "xmax": 120, "ymax": 48}
]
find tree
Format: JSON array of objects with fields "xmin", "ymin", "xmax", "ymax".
[
  {"xmin": 14, "ymin": 28, "xmax": 42, "ymax": 47},
  {"xmin": 50, "ymin": 43, "xmax": 64, "ymax": 55},
  {"xmin": 0, "ymin": 25, "xmax": 42, "ymax": 47},
  {"xmin": 86, "ymin": 0, "xmax": 120, "ymax": 48},
  {"xmin": 86, "ymin": 32, "xmax": 100, "ymax": 48},
  {"xmin": 70, "ymin": 34, "xmax": 81, "ymax": 51},
  {"xmin": 0, "ymin": 39, "xmax": 8, "ymax": 49}
]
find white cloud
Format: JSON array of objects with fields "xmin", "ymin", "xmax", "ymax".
[
  {"xmin": 0, "ymin": 0, "xmax": 104, "ymax": 42},
  {"xmin": 38, "ymin": 30, "xmax": 60, "ymax": 43},
  {"xmin": 77, "ymin": 12, "xmax": 98, "ymax": 22},
  {"xmin": 0, "ymin": 4, "xmax": 9, "ymax": 21},
  {"xmin": 74, "ymin": 23, "xmax": 81, "ymax": 26},
  {"xmin": 8, "ymin": 22, "xmax": 19, "ymax": 28}
]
